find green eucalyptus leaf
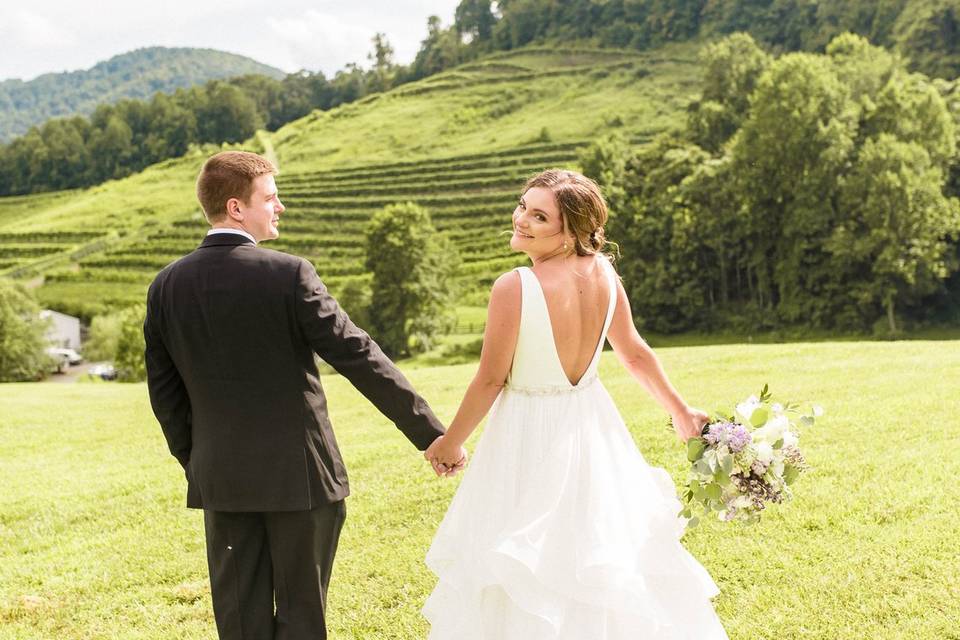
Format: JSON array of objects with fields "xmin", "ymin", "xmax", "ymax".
[
  {"xmin": 720, "ymin": 452, "xmax": 734, "ymax": 475},
  {"xmin": 715, "ymin": 469, "xmax": 730, "ymax": 486},
  {"xmin": 703, "ymin": 449, "xmax": 719, "ymax": 472},
  {"xmin": 687, "ymin": 437, "xmax": 707, "ymax": 462},
  {"xmin": 751, "ymin": 407, "xmax": 769, "ymax": 427}
]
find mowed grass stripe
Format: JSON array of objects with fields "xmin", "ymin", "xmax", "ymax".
[
  {"xmin": 278, "ymin": 154, "xmax": 577, "ymax": 187},
  {"xmin": 280, "ymin": 175, "xmax": 538, "ymax": 199},
  {"xmin": 281, "ymin": 190, "xmax": 518, "ymax": 210},
  {"xmin": 279, "ymin": 162, "xmax": 575, "ymax": 190},
  {"xmin": 278, "ymin": 147, "xmax": 581, "ymax": 183}
]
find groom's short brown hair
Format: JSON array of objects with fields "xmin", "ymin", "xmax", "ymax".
[{"xmin": 196, "ymin": 151, "xmax": 277, "ymax": 223}]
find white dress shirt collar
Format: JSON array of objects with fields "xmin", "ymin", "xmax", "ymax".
[{"xmin": 207, "ymin": 228, "xmax": 257, "ymax": 245}]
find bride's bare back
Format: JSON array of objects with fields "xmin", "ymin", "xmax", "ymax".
[
  {"xmin": 530, "ymin": 254, "xmax": 612, "ymax": 385},
  {"xmin": 426, "ymin": 168, "xmax": 711, "ymax": 477}
]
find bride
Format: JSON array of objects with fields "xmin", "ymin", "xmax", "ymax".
[{"xmin": 422, "ymin": 169, "xmax": 728, "ymax": 639}]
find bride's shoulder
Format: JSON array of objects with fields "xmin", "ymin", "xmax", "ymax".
[
  {"xmin": 488, "ymin": 269, "xmax": 522, "ymax": 308},
  {"xmin": 491, "ymin": 269, "xmax": 522, "ymax": 295}
]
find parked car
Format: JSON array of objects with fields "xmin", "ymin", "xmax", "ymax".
[
  {"xmin": 46, "ymin": 347, "xmax": 83, "ymax": 365},
  {"xmin": 46, "ymin": 347, "xmax": 82, "ymax": 373},
  {"xmin": 46, "ymin": 349, "xmax": 70, "ymax": 374},
  {"xmin": 87, "ymin": 363, "xmax": 118, "ymax": 381}
]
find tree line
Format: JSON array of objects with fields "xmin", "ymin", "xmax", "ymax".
[
  {"xmin": 3, "ymin": 0, "xmax": 957, "ymax": 196},
  {"xmin": 0, "ymin": 47, "xmax": 283, "ymax": 143},
  {"xmin": 448, "ymin": 0, "xmax": 960, "ymax": 79},
  {"xmin": 582, "ymin": 32, "xmax": 960, "ymax": 334}
]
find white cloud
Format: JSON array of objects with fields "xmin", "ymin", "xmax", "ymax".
[
  {"xmin": 1, "ymin": 9, "xmax": 77, "ymax": 48},
  {"xmin": 267, "ymin": 10, "xmax": 376, "ymax": 75},
  {"xmin": 0, "ymin": 1, "xmax": 461, "ymax": 81}
]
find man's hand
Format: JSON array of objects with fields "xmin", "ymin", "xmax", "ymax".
[{"xmin": 425, "ymin": 435, "xmax": 468, "ymax": 477}]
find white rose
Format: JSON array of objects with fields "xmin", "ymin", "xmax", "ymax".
[
  {"xmin": 756, "ymin": 442, "xmax": 774, "ymax": 465},
  {"xmin": 753, "ymin": 415, "xmax": 788, "ymax": 444},
  {"xmin": 736, "ymin": 395, "xmax": 761, "ymax": 423}
]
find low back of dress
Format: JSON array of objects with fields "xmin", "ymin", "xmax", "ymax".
[{"xmin": 508, "ymin": 258, "xmax": 617, "ymax": 394}]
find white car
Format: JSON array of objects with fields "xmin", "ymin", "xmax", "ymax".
[
  {"xmin": 46, "ymin": 347, "xmax": 84, "ymax": 370},
  {"xmin": 87, "ymin": 363, "xmax": 118, "ymax": 381}
]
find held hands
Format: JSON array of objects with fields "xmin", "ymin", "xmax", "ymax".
[
  {"xmin": 670, "ymin": 406, "xmax": 710, "ymax": 443},
  {"xmin": 424, "ymin": 435, "xmax": 468, "ymax": 478}
]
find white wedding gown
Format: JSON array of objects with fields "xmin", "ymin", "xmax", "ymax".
[{"xmin": 423, "ymin": 262, "xmax": 728, "ymax": 639}]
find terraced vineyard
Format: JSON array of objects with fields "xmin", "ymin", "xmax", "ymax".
[
  {"xmin": 0, "ymin": 43, "xmax": 700, "ymax": 320},
  {"xmin": 28, "ymin": 142, "xmax": 585, "ymax": 317}
]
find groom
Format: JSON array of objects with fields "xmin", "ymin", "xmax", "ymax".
[{"xmin": 144, "ymin": 150, "xmax": 463, "ymax": 639}]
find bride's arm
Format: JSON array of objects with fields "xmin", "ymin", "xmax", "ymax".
[
  {"xmin": 427, "ymin": 271, "xmax": 521, "ymax": 466},
  {"xmin": 605, "ymin": 278, "xmax": 707, "ymax": 442}
]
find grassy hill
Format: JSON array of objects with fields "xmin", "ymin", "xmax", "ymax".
[
  {"xmin": 0, "ymin": 47, "xmax": 284, "ymax": 143},
  {"xmin": 0, "ymin": 42, "xmax": 700, "ymax": 320}
]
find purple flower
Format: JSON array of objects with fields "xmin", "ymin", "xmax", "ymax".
[
  {"xmin": 703, "ymin": 421, "xmax": 752, "ymax": 453},
  {"xmin": 727, "ymin": 423, "xmax": 752, "ymax": 453}
]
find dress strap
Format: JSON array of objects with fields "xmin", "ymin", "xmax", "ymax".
[{"xmin": 584, "ymin": 258, "xmax": 618, "ymax": 375}]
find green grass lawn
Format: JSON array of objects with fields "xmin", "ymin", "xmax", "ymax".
[{"xmin": 2, "ymin": 340, "xmax": 959, "ymax": 639}]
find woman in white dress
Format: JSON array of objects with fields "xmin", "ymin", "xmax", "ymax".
[{"xmin": 423, "ymin": 169, "xmax": 728, "ymax": 639}]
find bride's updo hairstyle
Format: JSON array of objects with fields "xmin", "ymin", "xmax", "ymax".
[{"xmin": 523, "ymin": 169, "xmax": 613, "ymax": 257}]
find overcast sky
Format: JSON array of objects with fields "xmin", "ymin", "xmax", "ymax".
[{"xmin": 1, "ymin": 0, "xmax": 462, "ymax": 82}]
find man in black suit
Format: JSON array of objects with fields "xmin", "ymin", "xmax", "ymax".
[{"xmin": 144, "ymin": 151, "xmax": 464, "ymax": 639}]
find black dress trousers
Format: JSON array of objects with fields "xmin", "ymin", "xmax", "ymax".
[{"xmin": 203, "ymin": 501, "xmax": 347, "ymax": 640}]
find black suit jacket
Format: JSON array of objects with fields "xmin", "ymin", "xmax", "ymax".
[{"xmin": 144, "ymin": 233, "xmax": 445, "ymax": 511}]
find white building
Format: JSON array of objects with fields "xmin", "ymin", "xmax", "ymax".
[{"xmin": 41, "ymin": 309, "xmax": 81, "ymax": 350}]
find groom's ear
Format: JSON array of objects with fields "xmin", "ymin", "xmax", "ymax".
[{"xmin": 225, "ymin": 197, "xmax": 244, "ymax": 222}]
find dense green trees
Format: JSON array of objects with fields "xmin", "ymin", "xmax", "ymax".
[
  {"xmin": 0, "ymin": 281, "xmax": 50, "ymax": 382},
  {"xmin": 364, "ymin": 203, "xmax": 460, "ymax": 357},
  {"xmin": 602, "ymin": 33, "xmax": 960, "ymax": 334},
  {"xmin": 0, "ymin": 35, "xmax": 426, "ymax": 196},
  {"xmin": 416, "ymin": 0, "xmax": 960, "ymax": 80},
  {"xmin": 115, "ymin": 305, "xmax": 147, "ymax": 382},
  {"xmin": 0, "ymin": 47, "xmax": 283, "ymax": 143},
  {"xmin": 5, "ymin": 1, "xmax": 958, "ymax": 198}
]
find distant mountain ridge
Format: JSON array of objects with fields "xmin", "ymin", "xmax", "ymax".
[{"xmin": 0, "ymin": 47, "xmax": 284, "ymax": 142}]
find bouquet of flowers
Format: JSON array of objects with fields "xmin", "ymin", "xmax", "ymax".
[{"xmin": 678, "ymin": 385, "xmax": 822, "ymax": 527}]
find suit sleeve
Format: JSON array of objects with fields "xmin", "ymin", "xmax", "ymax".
[
  {"xmin": 294, "ymin": 259, "xmax": 445, "ymax": 450},
  {"xmin": 144, "ymin": 281, "xmax": 193, "ymax": 469}
]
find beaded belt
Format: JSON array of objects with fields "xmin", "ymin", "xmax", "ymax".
[{"xmin": 505, "ymin": 373, "xmax": 598, "ymax": 396}]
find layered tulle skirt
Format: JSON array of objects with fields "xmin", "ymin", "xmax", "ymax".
[{"xmin": 423, "ymin": 380, "xmax": 728, "ymax": 639}]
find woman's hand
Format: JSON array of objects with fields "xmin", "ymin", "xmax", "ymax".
[
  {"xmin": 424, "ymin": 435, "xmax": 468, "ymax": 477},
  {"xmin": 670, "ymin": 406, "xmax": 710, "ymax": 443}
]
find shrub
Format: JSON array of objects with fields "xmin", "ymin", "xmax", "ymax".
[
  {"xmin": 115, "ymin": 304, "xmax": 146, "ymax": 382},
  {"xmin": 0, "ymin": 280, "xmax": 50, "ymax": 381}
]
